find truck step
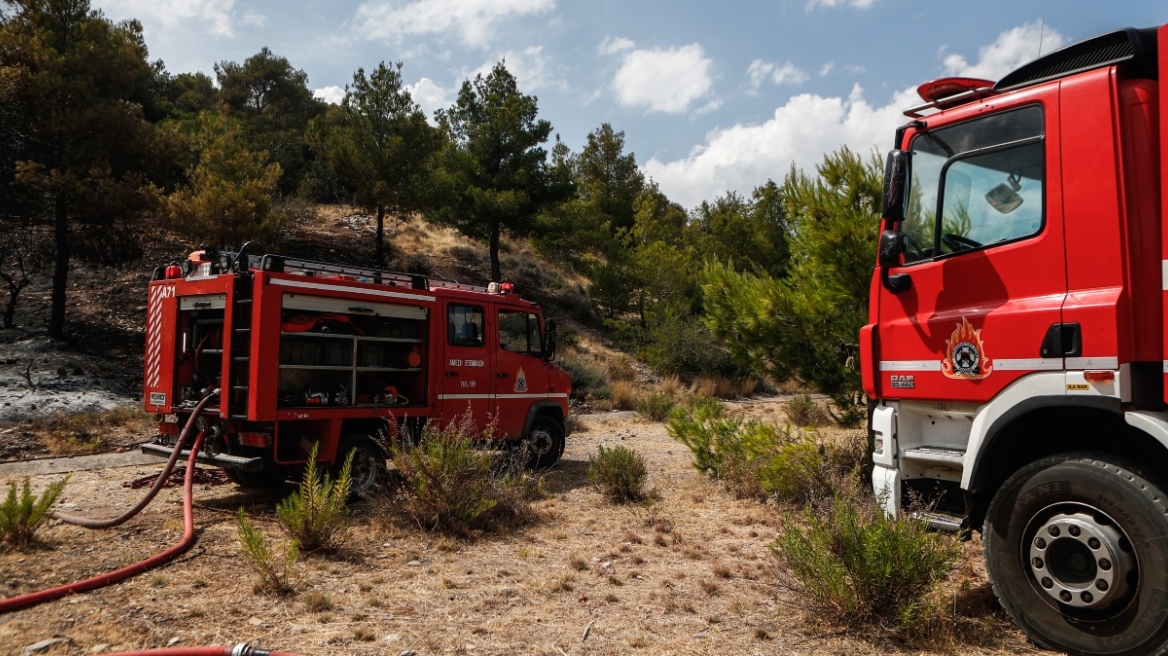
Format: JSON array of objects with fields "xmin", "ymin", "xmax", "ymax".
[
  {"xmin": 902, "ymin": 447, "xmax": 966, "ymax": 465},
  {"xmin": 910, "ymin": 510, "xmax": 964, "ymax": 533},
  {"xmin": 140, "ymin": 443, "xmax": 262, "ymax": 471}
]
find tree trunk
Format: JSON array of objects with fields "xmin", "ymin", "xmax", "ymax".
[
  {"xmin": 489, "ymin": 223, "xmax": 501, "ymax": 282},
  {"xmin": 2, "ymin": 277, "xmax": 27, "ymax": 329},
  {"xmin": 375, "ymin": 205, "xmax": 385, "ymax": 268},
  {"xmin": 48, "ymin": 192, "xmax": 68, "ymax": 339}
]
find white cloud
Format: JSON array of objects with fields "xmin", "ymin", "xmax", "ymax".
[
  {"xmin": 806, "ymin": 0, "xmax": 876, "ymax": 9},
  {"xmin": 747, "ymin": 59, "xmax": 808, "ymax": 93},
  {"xmin": 354, "ymin": 0, "xmax": 554, "ymax": 49},
  {"xmin": 240, "ymin": 9, "xmax": 265, "ymax": 27},
  {"xmin": 98, "ymin": 0, "xmax": 235, "ymax": 37},
  {"xmin": 313, "ymin": 86, "xmax": 346, "ymax": 105},
  {"xmin": 598, "ymin": 36, "xmax": 635, "ymax": 55},
  {"xmin": 941, "ymin": 21, "xmax": 1067, "ymax": 80},
  {"xmin": 644, "ymin": 21, "xmax": 1055, "ymax": 208},
  {"xmin": 406, "ymin": 78, "xmax": 452, "ymax": 118},
  {"xmin": 612, "ymin": 44, "xmax": 714, "ymax": 114},
  {"xmin": 469, "ymin": 46, "xmax": 553, "ymax": 92},
  {"xmin": 819, "ymin": 61, "xmax": 835, "ymax": 77}
]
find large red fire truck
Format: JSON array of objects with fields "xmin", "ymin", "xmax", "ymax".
[
  {"xmin": 865, "ymin": 25, "xmax": 1168, "ymax": 655},
  {"xmin": 140, "ymin": 246, "xmax": 572, "ymax": 494}
]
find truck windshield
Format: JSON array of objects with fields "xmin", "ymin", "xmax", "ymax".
[{"xmin": 903, "ymin": 105, "xmax": 1044, "ymax": 263}]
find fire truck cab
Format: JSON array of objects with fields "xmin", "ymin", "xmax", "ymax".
[
  {"xmin": 141, "ymin": 247, "xmax": 572, "ymax": 493},
  {"xmin": 865, "ymin": 25, "xmax": 1168, "ymax": 656}
]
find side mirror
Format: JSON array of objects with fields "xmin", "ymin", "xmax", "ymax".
[
  {"xmin": 882, "ymin": 150, "xmax": 909, "ymax": 223},
  {"xmin": 543, "ymin": 319, "xmax": 557, "ymax": 361},
  {"xmin": 878, "ymin": 230, "xmax": 903, "ymax": 268}
]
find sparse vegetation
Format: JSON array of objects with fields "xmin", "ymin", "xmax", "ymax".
[
  {"xmin": 588, "ymin": 444, "xmax": 648, "ymax": 503},
  {"xmin": 237, "ymin": 507, "xmax": 298, "ymax": 595},
  {"xmin": 635, "ymin": 390, "xmax": 675, "ymax": 422},
  {"xmin": 388, "ymin": 413, "xmax": 541, "ymax": 537},
  {"xmin": 786, "ymin": 393, "xmax": 828, "ymax": 428},
  {"xmin": 276, "ymin": 442, "xmax": 353, "ymax": 554},
  {"xmin": 0, "ymin": 476, "xmax": 68, "ymax": 548},
  {"xmin": 773, "ymin": 493, "xmax": 963, "ymax": 629},
  {"xmin": 10, "ymin": 407, "xmax": 155, "ymax": 455}
]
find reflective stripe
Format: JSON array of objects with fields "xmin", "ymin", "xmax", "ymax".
[
  {"xmin": 1162, "ymin": 259, "xmax": 1168, "ymax": 291},
  {"xmin": 437, "ymin": 393, "xmax": 569, "ymax": 400},
  {"xmin": 879, "ymin": 361, "xmax": 941, "ymax": 372},
  {"xmin": 1066, "ymin": 356, "xmax": 1119, "ymax": 370},
  {"xmin": 993, "ymin": 358, "xmax": 1063, "ymax": 371}
]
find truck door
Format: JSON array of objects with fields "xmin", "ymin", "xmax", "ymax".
[
  {"xmin": 439, "ymin": 301, "xmax": 492, "ymax": 427},
  {"xmin": 493, "ymin": 307, "xmax": 549, "ymax": 438},
  {"xmin": 877, "ymin": 103, "xmax": 1067, "ymax": 403}
]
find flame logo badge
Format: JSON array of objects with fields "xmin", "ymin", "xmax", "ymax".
[{"xmin": 942, "ymin": 317, "xmax": 992, "ymax": 380}]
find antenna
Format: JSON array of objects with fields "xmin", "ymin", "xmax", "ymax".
[{"xmin": 1037, "ymin": 17, "xmax": 1046, "ymax": 57}]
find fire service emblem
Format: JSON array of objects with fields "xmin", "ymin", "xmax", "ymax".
[{"xmin": 942, "ymin": 317, "xmax": 992, "ymax": 380}]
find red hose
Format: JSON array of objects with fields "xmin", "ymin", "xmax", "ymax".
[
  {"xmin": 53, "ymin": 393, "xmax": 219, "ymax": 528},
  {"xmin": 0, "ymin": 430, "xmax": 206, "ymax": 613}
]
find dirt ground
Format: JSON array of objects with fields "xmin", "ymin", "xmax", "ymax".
[{"xmin": 0, "ymin": 404, "xmax": 1035, "ymax": 656}]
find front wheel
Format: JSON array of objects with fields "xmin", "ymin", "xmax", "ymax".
[
  {"xmin": 524, "ymin": 416, "xmax": 565, "ymax": 469},
  {"xmin": 334, "ymin": 435, "xmax": 387, "ymax": 497},
  {"xmin": 984, "ymin": 454, "xmax": 1168, "ymax": 656}
]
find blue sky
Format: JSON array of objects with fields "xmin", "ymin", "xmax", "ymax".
[{"xmin": 94, "ymin": 0, "xmax": 1166, "ymax": 208}]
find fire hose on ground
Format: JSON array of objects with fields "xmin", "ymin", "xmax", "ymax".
[{"xmin": 0, "ymin": 392, "xmax": 303, "ymax": 656}]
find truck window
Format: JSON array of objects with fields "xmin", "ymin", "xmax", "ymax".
[
  {"xmin": 499, "ymin": 310, "xmax": 529, "ymax": 353},
  {"xmin": 903, "ymin": 105, "xmax": 1044, "ymax": 264},
  {"xmin": 448, "ymin": 304, "xmax": 484, "ymax": 347}
]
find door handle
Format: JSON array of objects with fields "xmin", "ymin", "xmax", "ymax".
[
  {"xmin": 445, "ymin": 371, "xmax": 458, "ymax": 377},
  {"xmin": 497, "ymin": 372, "xmax": 509, "ymax": 378},
  {"xmin": 1040, "ymin": 323, "xmax": 1082, "ymax": 358}
]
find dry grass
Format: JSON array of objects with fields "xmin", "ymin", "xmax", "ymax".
[
  {"xmin": 0, "ymin": 401, "xmax": 1026, "ymax": 655},
  {"xmin": 8, "ymin": 407, "xmax": 154, "ymax": 455}
]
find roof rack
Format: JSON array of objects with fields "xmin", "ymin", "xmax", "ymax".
[
  {"xmin": 248, "ymin": 252, "xmax": 492, "ymax": 294},
  {"xmin": 903, "ymin": 86, "xmax": 996, "ymax": 118}
]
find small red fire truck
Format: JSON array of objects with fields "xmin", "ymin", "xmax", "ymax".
[
  {"xmin": 865, "ymin": 25, "xmax": 1168, "ymax": 655},
  {"xmin": 140, "ymin": 246, "xmax": 572, "ymax": 494}
]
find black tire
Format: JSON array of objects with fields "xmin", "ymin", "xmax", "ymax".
[
  {"xmin": 984, "ymin": 454, "xmax": 1168, "ymax": 656},
  {"xmin": 223, "ymin": 467, "xmax": 287, "ymax": 488},
  {"xmin": 524, "ymin": 415, "xmax": 565, "ymax": 470},
  {"xmin": 334, "ymin": 435, "xmax": 387, "ymax": 497}
]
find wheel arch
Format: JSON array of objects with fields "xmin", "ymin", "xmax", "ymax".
[
  {"xmin": 339, "ymin": 418, "xmax": 391, "ymax": 457},
  {"xmin": 965, "ymin": 398, "xmax": 1168, "ymax": 530},
  {"xmin": 522, "ymin": 401, "xmax": 563, "ymax": 438}
]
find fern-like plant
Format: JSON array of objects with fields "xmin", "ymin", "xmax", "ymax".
[
  {"xmin": 588, "ymin": 445, "xmax": 648, "ymax": 503},
  {"xmin": 276, "ymin": 442, "xmax": 353, "ymax": 554},
  {"xmin": 0, "ymin": 476, "xmax": 68, "ymax": 548},
  {"xmin": 237, "ymin": 507, "xmax": 298, "ymax": 594}
]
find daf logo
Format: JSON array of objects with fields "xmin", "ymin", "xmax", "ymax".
[{"xmin": 890, "ymin": 374, "xmax": 915, "ymax": 389}]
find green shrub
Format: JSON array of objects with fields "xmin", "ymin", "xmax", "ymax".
[
  {"xmin": 588, "ymin": 445, "xmax": 648, "ymax": 503},
  {"xmin": 559, "ymin": 352, "xmax": 609, "ymax": 400},
  {"xmin": 635, "ymin": 390, "xmax": 675, "ymax": 422},
  {"xmin": 237, "ymin": 507, "xmax": 297, "ymax": 595},
  {"xmin": 0, "ymin": 476, "xmax": 68, "ymax": 548},
  {"xmin": 786, "ymin": 393, "xmax": 828, "ymax": 427},
  {"xmin": 773, "ymin": 493, "xmax": 963, "ymax": 628},
  {"xmin": 390, "ymin": 414, "xmax": 541, "ymax": 537},
  {"xmin": 277, "ymin": 442, "xmax": 352, "ymax": 554}
]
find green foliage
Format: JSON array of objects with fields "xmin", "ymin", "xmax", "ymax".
[
  {"xmin": 588, "ymin": 445, "xmax": 648, "ymax": 503},
  {"xmin": 389, "ymin": 413, "xmax": 541, "ymax": 537},
  {"xmin": 236, "ymin": 507, "xmax": 297, "ymax": 595},
  {"xmin": 305, "ymin": 61, "xmax": 441, "ymax": 267},
  {"xmin": 773, "ymin": 493, "xmax": 962, "ymax": 628},
  {"xmin": 558, "ymin": 351, "xmax": 610, "ymax": 400},
  {"xmin": 166, "ymin": 111, "xmax": 287, "ymax": 247},
  {"xmin": 787, "ymin": 393, "xmax": 828, "ymax": 427},
  {"xmin": 430, "ymin": 61, "xmax": 567, "ymax": 282},
  {"xmin": 0, "ymin": 476, "xmax": 68, "ymax": 548},
  {"xmin": 691, "ymin": 182, "xmax": 791, "ymax": 278},
  {"xmin": 703, "ymin": 147, "xmax": 881, "ymax": 417},
  {"xmin": 276, "ymin": 442, "xmax": 352, "ymax": 554},
  {"xmin": 634, "ymin": 390, "xmax": 675, "ymax": 422}
]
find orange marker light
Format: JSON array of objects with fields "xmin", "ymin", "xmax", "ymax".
[{"xmin": 1084, "ymin": 371, "xmax": 1115, "ymax": 383}]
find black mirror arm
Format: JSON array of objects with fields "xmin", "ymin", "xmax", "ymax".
[{"xmin": 881, "ymin": 267, "xmax": 912, "ymax": 294}]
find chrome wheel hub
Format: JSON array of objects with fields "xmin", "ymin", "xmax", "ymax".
[
  {"xmin": 527, "ymin": 428, "xmax": 553, "ymax": 456},
  {"xmin": 1028, "ymin": 511, "xmax": 1135, "ymax": 610}
]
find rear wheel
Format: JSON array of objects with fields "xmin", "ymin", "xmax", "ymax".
[
  {"xmin": 524, "ymin": 416, "xmax": 565, "ymax": 469},
  {"xmin": 984, "ymin": 454, "xmax": 1168, "ymax": 656},
  {"xmin": 334, "ymin": 435, "xmax": 387, "ymax": 497},
  {"xmin": 223, "ymin": 467, "xmax": 287, "ymax": 489}
]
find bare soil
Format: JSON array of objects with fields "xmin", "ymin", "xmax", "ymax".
[{"xmin": 0, "ymin": 405, "xmax": 1032, "ymax": 656}]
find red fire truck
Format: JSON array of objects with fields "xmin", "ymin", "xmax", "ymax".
[
  {"xmin": 140, "ymin": 246, "xmax": 572, "ymax": 494},
  {"xmin": 864, "ymin": 25, "xmax": 1168, "ymax": 655}
]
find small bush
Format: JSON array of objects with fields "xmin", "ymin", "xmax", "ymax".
[
  {"xmin": 787, "ymin": 394, "xmax": 828, "ymax": 427},
  {"xmin": 588, "ymin": 445, "xmax": 648, "ymax": 503},
  {"xmin": 390, "ymin": 413, "xmax": 541, "ymax": 537},
  {"xmin": 773, "ymin": 494, "xmax": 963, "ymax": 628},
  {"xmin": 636, "ymin": 391, "xmax": 675, "ymax": 422},
  {"xmin": 611, "ymin": 380, "xmax": 639, "ymax": 411},
  {"xmin": 16, "ymin": 407, "xmax": 153, "ymax": 455},
  {"xmin": 559, "ymin": 351, "xmax": 610, "ymax": 400},
  {"xmin": 277, "ymin": 442, "xmax": 352, "ymax": 554},
  {"xmin": 237, "ymin": 507, "xmax": 297, "ymax": 595},
  {"xmin": 0, "ymin": 476, "xmax": 68, "ymax": 547},
  {"xmin": 303, "ymin": 591, "xmax": 333, "ymax": 612}
]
